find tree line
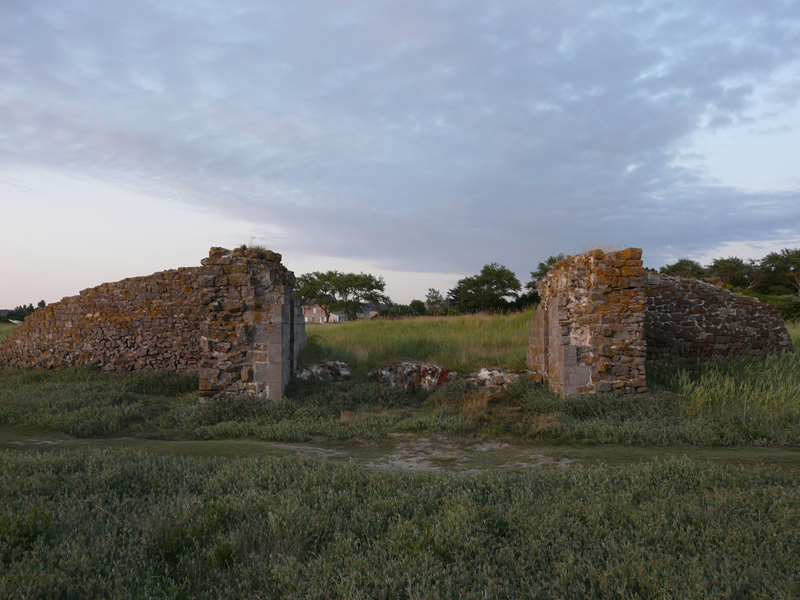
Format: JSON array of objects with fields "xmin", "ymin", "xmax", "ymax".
[
  {"xmin": 298, "ymin": 247, "xmax": 800, "ymax": 321},
  {"xmin": 660, "ymin": 248, "xmax": 800, "ymax": 297},
  {"xmin": 6, "ymin": 248, "xmax": 798, "ymax": 325},
  {"xmin": 1, "ymin": 300, "xmax": 46, "ymax": 322}
]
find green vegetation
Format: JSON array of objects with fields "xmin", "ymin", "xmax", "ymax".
[
  {"xmin": 0, "ymin": 322, "xmax": 16, "ymax": 343},
  {"xmin": 660, "ymin": 247, "xmax": 800, "ymax": 319},
  {"xmin": 296, "ymin": 270, "xmax": 389, "ymax": 321},
  {"xmin": 1, "ymin": 315, "xmax": 800, "ymax": 597},
  {"xmin": 2, "ymin": 449, "xmax": 799, "ymax": 598},
  {"xmin": 1, "ymin": 319, "xmax": 799, "ymax": 446},
  {"xmin": 447, "ymin": 263, "xmax": 523, "ymax": 313},
  {"xmin": 302, "ymin": 310, "xmax": 532, "ymax": 373}
]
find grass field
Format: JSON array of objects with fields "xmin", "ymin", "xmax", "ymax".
[
  {"xmin": 0, "ymin": 322, "xmax": 16, "ymax": 343},
  {"xmin": 2, "ymin": 330, "xmax": 800, "ymax": 446},
  {"xmin": 1, "ymin": 315, "xmax": 800, "ymax": 597},
  {"xmin": 2, "ymin": 448, "xmax": 799, "ymax": 598},
  {"xmin": 302, "ymin": 311, "xmax": 532, "ymax": 372}
]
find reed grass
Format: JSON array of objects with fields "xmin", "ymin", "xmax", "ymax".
[
  {"xmin": 672, "ymin": 351, "xmax": 800, "ymax": 426},
  {"xmin": 301, "ymin": 310, "xmax": 533, "ymax": 373}
]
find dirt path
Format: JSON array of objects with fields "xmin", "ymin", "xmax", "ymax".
[{"xmin": 2, "ymin": 426, "xmax": 800, "ymax": 470}]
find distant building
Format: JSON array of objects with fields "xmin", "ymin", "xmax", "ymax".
[
  {"xmin": 303, "ymin": 304, "xmax": 327, "ymax": 323},
  {"xmin": 303, "ymin": 305, "xmax": 349, "ymax": 323}
]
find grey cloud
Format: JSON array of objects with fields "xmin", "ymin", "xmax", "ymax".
[{"xmin": 1, "ymin": 0, "xmax": 800, "ymax": 279}]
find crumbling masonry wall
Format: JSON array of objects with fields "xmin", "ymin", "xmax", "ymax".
[
  {"xmin": 644, "ymin": 272, "xmax": 792, "ymax": 362},
  {"xmin": 527, "ymin": 248, "xmax": 648, "ymax": 395},
  {"xmin": 0, "ymin": 247, "xmax": 306, "ymax": 401},
  {"xmin": 528, "ymin": 248, "xmax": 794, "ymax": 396}
]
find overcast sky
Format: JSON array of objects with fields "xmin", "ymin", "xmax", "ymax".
[{"xmin": 2, "ymin": 0, "xmax": 799, "ymax": 307}]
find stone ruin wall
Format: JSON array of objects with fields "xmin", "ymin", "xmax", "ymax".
[
  {"xmin": 528, "ymin": 248, "xmax": 794, "ymax": 396},
  {"xmin": 0, "ymin": 247, "xmax": 306, "ymax": 402},
  {"xmin": 527, "ymin": 248, "xmax": 648, "ymax": 396},
  {"xmin": 644, "ymin": 272, "xmax": 793, "ymax": 362}
]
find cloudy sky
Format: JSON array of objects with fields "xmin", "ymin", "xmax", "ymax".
[{"xmin": 2, "ymin": 0, "xmax": 799, "ymax": 307}]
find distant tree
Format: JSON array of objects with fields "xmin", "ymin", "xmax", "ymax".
[
  {"xmin": 448, "ymin": 263, "xmax": 521, "ymax": 313},
  {"xmin": 425, "ymin": 288, "xmax": 446, "ymax": 315},
  {"xmin": 6, "ymin": 303, "xmax": 37, "ymax": 321},
  {"xmin": 329, "ymin": 272, "xmax": 390, "ymax": 320},
  {"xmin": 762, "ymin": 248, "xmax": 800, "ymax": 296},
  {"xmin": 513, "ymin": 290, "xmax": 540, "ymax": 310},
  {"xmin": 409, "ymin": 299, "xmax": 426, "ymax": 316},
  {"xmin": 37, "ymin": 300, "xmax": 46, "ymax": 309},
  {"xmin": 296, "ymin": 271, "xmax": 338, "ymax": 322},
  {"xmin": 526, "ymin": 253, "xmax": 565, "ymax": 292},
  {"xmin": 296, "ymin": 270, "xmax": 391, "ymax": 321},
  {"xmin": 707, "ymin": 257, "xmax": 749, "ymax": 287},
  {"xmin": 742, "ymin": 258, "xmax": 769, "ymax": 291},
  {"xmin": 660, "ymin": 258, "xmax": 705, "ymax": 279}
]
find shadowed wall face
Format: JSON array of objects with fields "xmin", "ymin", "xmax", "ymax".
[
  {"xmin": 0, "ymin": 247, "xmax": 306, "ymax": 401},
  {"xmin": 644, "ymin": 273, "xmax": 793, "ymax": 362},
  {"xmin": 527, "ymin": 248, "xmax": 794, "ymax": 397}
]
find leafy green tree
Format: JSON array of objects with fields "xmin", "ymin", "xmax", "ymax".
[
  {"xmin": 526, "ymin": 254, "xmax": 565, "ymax": 292},
  {"xmin": 296, "ymin": 271, "xmax": 390, "ymax": 321},
  {"xmin": 742, "ymin": 258, "xmax": 769, "ymax": 291},
  {"xmin": 448, "ymin": 263, "xmax": 521, "ymax": 313},
  {"xmin": 409, "ymin": 300, "xmax": 426, "ymax": 316},
  {"xmin": 762, "ymin": 248, "xmax": 800, "ymax": 296},
  {"xmin": 330, "ymin": 272, "xmax": 390, "ymax": 320},
  {"xmin": 425, "ymin": 288, "xmax": 446, "ymax": 315},
  {"xmin": 660, "ymin": 258, "xmax": 705, "ymax": 279},
  {"xmin": 707, "ymin": 257, "xmax": 750, "ymax": 287},
  {"xmin": 296, "ymin": 271, "xmax": 338, "ymax": 322}
]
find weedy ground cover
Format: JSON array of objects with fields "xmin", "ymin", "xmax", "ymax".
[
  {"xmin": 1, "ymin": 316, "xmax": 799, "ymax": 597},
  {"xmin": 1, "ymin": 448, "xmax": 799, "ymax": 599},
  {"xmin": 1, "ymin": 315, "xmax": 799, "ymax": 447},
  {"xmin": 3, "ymin": 351, "xmax": 800, "ymax": 446}
]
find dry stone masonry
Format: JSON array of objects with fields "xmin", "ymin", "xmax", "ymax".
[
  {"xmin": 0, "ymin": 247, "xmax": 306, "ymax": 401},
  {"xmin": 644, "ymin": 272, "xmax": 792, "ymax": 362},
  {"xmin": 528, "ymin": 248, "xmax": 794, "ymax": 396}
]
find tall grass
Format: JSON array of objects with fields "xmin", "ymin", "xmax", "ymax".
[
  {"xmin": 646, "ymin": 321, "xmax": 800, "ymax": 431},
  {"xmin": 675, "ymin": 354, "xmax": 800, "ymax": 426},
  {"xmin": 301, "ymin": 310, "xmax": 533, "ymax": 372},
  {"xmin": 0, "ymin": 322, "xmax": 16, "ymax": 343}
]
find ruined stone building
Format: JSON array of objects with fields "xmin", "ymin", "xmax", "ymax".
[
  {"xmin": 2, "ymin": 245, "xmax": 793, "ymax": 401},
  {"xmin": 0, "ymin": 247, "xmax": 306, "ymax": 401},
  {"xmin": 528, "ymin": 248, "xmax": 794, "ymax": 396}
]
